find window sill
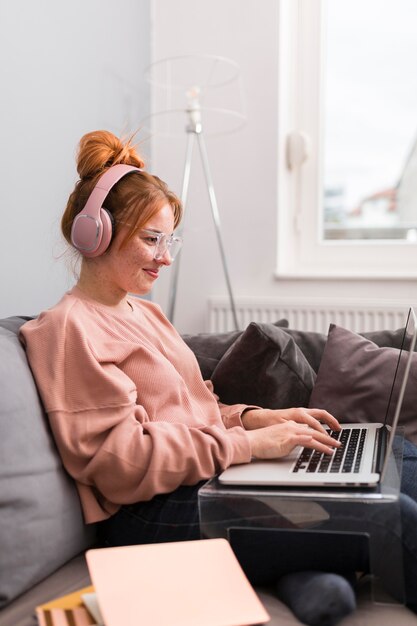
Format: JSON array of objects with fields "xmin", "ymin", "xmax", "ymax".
[{"xmin": 274, "ymin": 270, "xmax": 417, "ymax": 281}]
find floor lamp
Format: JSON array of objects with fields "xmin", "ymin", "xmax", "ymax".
[{"xmin": 143, "ymin": 55, "xmax": 246, "ymax": 330}]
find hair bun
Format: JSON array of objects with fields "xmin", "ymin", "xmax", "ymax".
[{"xmin": 76, "ymin": 130, "xmax": 145, "ymax": 180}]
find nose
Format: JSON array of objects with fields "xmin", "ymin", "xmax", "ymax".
[{"xmin": 156, "ymin": 247, "xmax": 173, "ymax": 266}]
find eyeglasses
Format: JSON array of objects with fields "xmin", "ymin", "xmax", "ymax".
[{"xmin": 139, "ymin": 229, "xmax": 183, "ymax": 261}]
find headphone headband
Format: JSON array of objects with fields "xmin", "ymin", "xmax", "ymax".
[{"xmin": 70, "ymin": 164, "xmax": 142, "ymax": 257}]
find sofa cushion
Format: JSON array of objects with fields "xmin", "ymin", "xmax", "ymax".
[
  {"xmin": 210, "ymin": 322, "xmax": 316, "ymax": 409},
  {"xmin": 308, "ymin": 324, "xmax": 417, "ymax": 444},
  {"xmin": 182, "ymin": 329, "xmax": 243, "ymax": 381},
  {"xmin": 0, "ymin": 317, "xmax": 95, "ymax": 608}
]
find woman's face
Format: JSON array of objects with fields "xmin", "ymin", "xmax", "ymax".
[{"xmin": 103, "ymin": 203, "xmax": 176, "ymax": 297}]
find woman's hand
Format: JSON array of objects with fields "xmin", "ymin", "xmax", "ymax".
[
  {"xmin": 242, "ymin": 407, "xmax": 341, "ymax": 435},
  {"xmin": 241, "ymin": 407, "xmax": 341, "ymax": 459},
  {"xmin": 245, "ymin": 420, "xmax": 341, "ymax": 459}
]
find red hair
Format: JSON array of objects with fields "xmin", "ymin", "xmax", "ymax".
[{"xmin": 61, "ymin": 130, "xmax": 182, "ymax": 250}]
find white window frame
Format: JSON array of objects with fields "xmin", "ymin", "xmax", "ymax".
[{"xmin": 276, "ymin": 0, "xmax": 417, "ymax": 279}]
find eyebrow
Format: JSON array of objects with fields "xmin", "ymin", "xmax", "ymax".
[
  {"xmin": 143, "ymin": 228, "xmax": 162, "ymax": 233},
  {"xmin": 143, "ymin": 228, "xmax": 174, "ymax": 236}
]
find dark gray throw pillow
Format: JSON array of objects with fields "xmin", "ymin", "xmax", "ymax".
[
  {"xmin": 278, "ymin": 327, "xmax": 407, "ymax": 375},
  {"xmin": 210, "ymin": 322, "xmax": 316, "ymax": 409},
  {"xmin": 283, "ymin": 329, "xmax": 328, "ymax": 373},
  {"xmin": 183, "ymin": 319, "xmax": 289, "ymax": 381},
  {"xmin": 308, "ymin": 324, "xmax": 417, "ymax": 445}
]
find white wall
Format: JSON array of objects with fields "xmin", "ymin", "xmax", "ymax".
[
  {"xmin": 149, "ymin": 0, "xmax": 281, "ymax": 333},
  {"xmin": 0, "ymin": 0, "xmax": 150, "ymax": 317},
  {"xmin": 150, "ymin": 0, "xmax": 417, "ymax": 334}
]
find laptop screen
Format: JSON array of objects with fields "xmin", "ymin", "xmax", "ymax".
[
  {"xmin": 383, "ymin": 307, "xmax": 417, "ymax": 427},
  {"xmin": 380, "ymin": 307, "xmax": 417, "ymax": 480}
]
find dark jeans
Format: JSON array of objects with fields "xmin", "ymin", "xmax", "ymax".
[
  {"xmin": 97, "ymin": 440, "xmax": 417, "ymax": 612},
  {"xmin": 97, "ymin": 482, "xmax": 205, "ymax": 546}
]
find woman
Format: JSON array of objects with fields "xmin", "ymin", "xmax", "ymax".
[{"xmin": 20, "ymin": 130, "xmax": 417, "ymax": 625}]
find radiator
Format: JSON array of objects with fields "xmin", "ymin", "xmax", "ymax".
[{"xmin": 208, "ymin": 297, "xmax": 410, "ymax": 334}]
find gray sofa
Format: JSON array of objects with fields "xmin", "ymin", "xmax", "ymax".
[{"xmin": 1, "ymin": 314, "xmax": 417, "ymax": 626}]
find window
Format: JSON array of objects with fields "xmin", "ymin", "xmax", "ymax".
[{"xmin": 276, "ymin": 0, "xmax": 417, "ymax": 278}]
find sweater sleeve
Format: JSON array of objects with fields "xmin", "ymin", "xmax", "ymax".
[
  {"xmin": 21, "ymin": 312, "xmax": 252, "ymax": 508},
  {"xmin": 48, "ymin": 401, "xmax": 250, "ymax": 506}
]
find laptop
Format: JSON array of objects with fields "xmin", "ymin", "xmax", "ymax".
[{"xmin": 219, "ymin": 307, "xmax": 417, "ymax": 489}]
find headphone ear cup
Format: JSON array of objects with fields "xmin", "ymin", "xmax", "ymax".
[
  {"xmin": 71, "ymin": 206, "xmax": 114, "ymax": 257},
  {"xmin": 70, "ymin": 164, "xmax": 141, "ymax": 256},
  {"xmin": 92, "ymin": 208, "xmax": 115, "ymax": 257}
]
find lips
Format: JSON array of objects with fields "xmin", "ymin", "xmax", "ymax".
[{"xmin": 143, "ymin": 268, "xmax": 159, "ymax": 279}]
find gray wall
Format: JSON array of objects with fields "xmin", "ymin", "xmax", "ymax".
[{"xmin": 0, "ymin": 0, "xmax": 150, "ymax": 317}]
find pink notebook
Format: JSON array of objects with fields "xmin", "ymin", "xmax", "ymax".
[{"xmin": 86, "ymin": 538, "xmax": 270, "ymax": 626}]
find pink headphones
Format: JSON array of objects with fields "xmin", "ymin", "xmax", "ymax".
[{"xmin": 70, "ymin": 163, "xmax": 142, "ymax": 257}]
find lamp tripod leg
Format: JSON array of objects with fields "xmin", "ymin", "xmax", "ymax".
[
  {"xmin": 167, "ymin": 131, "xmax": 195, "ymax": 323},
  {"xmin": 196, "ymin": 131, "xmax": 240, "ymax": 331}
]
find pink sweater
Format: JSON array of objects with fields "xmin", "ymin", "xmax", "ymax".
[{"xmin": 20, "ymin": 288, "xmax": 252, "ymax": 523}]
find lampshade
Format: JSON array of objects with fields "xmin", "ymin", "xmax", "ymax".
[{"xmin": 141, "ymin": 54, "xmax": 247, "ymax": 137}]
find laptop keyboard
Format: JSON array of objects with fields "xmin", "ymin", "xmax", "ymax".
[{"xmin": 292, "ymin": 428, "xmax": 367, "ymax": 474}]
